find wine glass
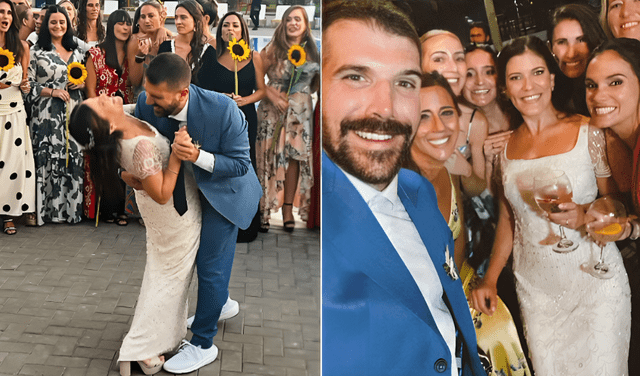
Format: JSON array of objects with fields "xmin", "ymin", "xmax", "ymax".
[
  {"xmin": 581, "ymin": 197, "xmax": 626, "ymax": 279},
  {"xmin": 533, "ymin": 170, "xmax": 578, "ymax": 253}
]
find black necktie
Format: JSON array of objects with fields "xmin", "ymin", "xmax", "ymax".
[{"xmin": 170, "ymin": 118, "xmax": 188, "ymax": 216}]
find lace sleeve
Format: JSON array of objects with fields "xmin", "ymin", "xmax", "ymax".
[
  {"xmin": 132, "ymin": 139, "xmax": 163, "ymax": 180},
  {"xmin": 588, "ymin": 126, "xmax": 612, "ymax": 178}
]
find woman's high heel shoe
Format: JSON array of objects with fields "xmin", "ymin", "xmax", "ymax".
[
  {"xmin": 138, "ymin": 356, "xmax": 164, "ymax": 375},
  {"xmin": 119, "ymin": 356, "xmax": 164, "ymax": 376},
  {"xmin": 282, "ymin": 203, "xmax": 295, "ymax": 233}
]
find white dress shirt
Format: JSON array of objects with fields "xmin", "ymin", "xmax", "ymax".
[
  {"xmin": 343, "ymin": 169, "xmax": 458, "ymax": 376},
  {"xmin": 168, "ymin": 97, "xmax": 216, "ymax": 172}
]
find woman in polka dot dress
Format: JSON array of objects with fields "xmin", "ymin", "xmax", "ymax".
[{"xmin": 0, "ymin": 0, "xmax": 35, "ymax": 235}]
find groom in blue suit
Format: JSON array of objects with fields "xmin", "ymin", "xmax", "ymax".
[
  {"xmin": 322, "ymin": 2, "xmax": 486, "ymax": 375},
  {"xmin": 128, "ymin": 53, "xmax": 262, "ymax": 373}
]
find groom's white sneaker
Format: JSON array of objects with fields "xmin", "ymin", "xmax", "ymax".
[
  {"xmin": 163, "ymin": 340, "xmax": 218, "ymax": 373},
  {"xmin": 187, "ymin": 297, "xmax": 240, "ymax": 328}
]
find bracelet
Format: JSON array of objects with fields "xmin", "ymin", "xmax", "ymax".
[
  {"xmin": 135, "ymin": 55, "xmax": 146, "ymax": 63},
  {"xmin": 167, "ymin": 168, "xmax": 178, "ymax": 175},
  {"xmin": 51, "ymin": 89, "xmax": 55, "ymax": 97}
]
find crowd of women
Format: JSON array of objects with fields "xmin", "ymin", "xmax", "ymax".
[
  {"xmin": 0, "ymin": 0, "xmax": 319, "ymax": 242},
  {"xmin": 407, "ymin": 1, "xmax": 640, "ymax": 375}
]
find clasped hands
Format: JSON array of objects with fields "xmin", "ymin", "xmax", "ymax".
[
  {"xmin": 121, "ymin": 126, "xmax": 199, "ymax": 191},
  {"xmin": 172, "ymin": 126, "xmax": 200, "ymax": 163}
]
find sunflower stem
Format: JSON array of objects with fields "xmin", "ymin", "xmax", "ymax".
[
  {"xmin": 65, "ymin": 95, "xmax": 70, "ymax": 168},
  {"xmin": 235, "ymin": 60, "xmax": 238, "ymax": 96},
  {"xmin": 95, "ymin": 196, "xmax": 100, "ymax": 227},
  {"xmin": 286, "ymin": 66, "xmax": 295, "ymax": 97}
]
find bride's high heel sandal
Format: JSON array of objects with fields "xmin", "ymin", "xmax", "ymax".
[
  {"xmin": 119, "ymin": 356, "xmax": 164, "ymax": 376},
  {"xmin": 138, "ymin": 356, "xmax": 165, "ymax": 375}
]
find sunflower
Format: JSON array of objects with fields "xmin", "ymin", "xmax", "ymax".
[
  {"xmin": 287, "ymin": 44, "xmax": 306, "ymax": 67},
  {"xmin": 228, "ymin": 38, "xmax": 250, "ymax": 62},
  {"xmin": 0, "ymin": 48, "xmax": 15, "ymax": 72},
  {"xmin": 67, "ymin": 62, "xmax": 87, "ymax": 85}
]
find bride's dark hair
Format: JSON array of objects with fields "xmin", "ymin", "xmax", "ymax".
[{"xmin": 69, "ymin": 104, "xmax": 123, "ymax": 201}]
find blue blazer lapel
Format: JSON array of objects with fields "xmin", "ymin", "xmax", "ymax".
[
  {"xmin": 322, "ymin": 153, "xmax": 443, "ymax": 336},
  {"xmin": 185, "ymin": 85, "xmax": 207, "ymax": 148},
  {"xmin": 398, "ymin": 170, "xmax": 481, "ymax": 371}
]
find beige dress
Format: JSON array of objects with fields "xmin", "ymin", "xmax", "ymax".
[{"xmin": 117, "ymin": 121, "xmax": 201, "ymax": 362}]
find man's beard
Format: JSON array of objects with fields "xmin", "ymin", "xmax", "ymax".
[
  {"xmin": 153, "ymin": 102, "xmax": 179, "ymax": 117},
  {"xmin": 323, "ymin": 117, "xmax": 413, "ymax": 187}
]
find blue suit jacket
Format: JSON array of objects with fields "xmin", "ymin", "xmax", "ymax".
[
  {"xmin": 322, "ymin": 152, "xmax": 486, "ymax": 376},
  {"xmin": 135, "ymin": 85, "xmax": 262, "ymax": 229}
]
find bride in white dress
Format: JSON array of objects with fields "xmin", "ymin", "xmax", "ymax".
[
  {"xmin": 69, "ymin": 94, "xmax": 201, "ymax": 375},
  {"xmin": 470, "ymin": 36, "xmax": 631, "ymax": 375}
]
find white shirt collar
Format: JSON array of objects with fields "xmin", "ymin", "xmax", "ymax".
[
  {"xmin": 169, "ymin": 95, "xmax": 189, "ymax": 122},
  {"xmin": 340, "ymin": 167, "xmax": 400, "ymax": 207}
]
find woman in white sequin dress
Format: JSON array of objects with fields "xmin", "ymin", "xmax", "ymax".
[
  {"xmin": 470, "ymin": 36, "xmax": 631, "ymax": 375},
  {"xmin": 69, "ymin": 95, "xmax": 201, "ymax": 374}
]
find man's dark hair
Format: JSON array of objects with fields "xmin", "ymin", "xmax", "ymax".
[
  {"xmin": 323, "ymin": 0, "xmax": 420, "ymax": 58},
  {"xmin": 469, "ymin": 21, "xmax": 490, "ymax": 41},
  {"xmin": 146, "ymin": 52, "xmax": 192, "ymax": 90}
]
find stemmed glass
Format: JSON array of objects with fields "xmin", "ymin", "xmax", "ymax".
[
  {"xmin": 581, "ymin": 197, "xmax": 626, "ymax": 279},
  {"xmin": 533, "ymin": 170, "xmax": 578, "ymax": 253}
]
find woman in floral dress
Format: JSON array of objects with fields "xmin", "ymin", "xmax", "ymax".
[
  {"xmin": 28, "ymin": 5, "xmax": 85, "ymax": 225},
  {"xmin": 256, "ymin": 5, "xmax": 318, "ymax": 232},
  {"xmin": 83, "ymin": 10, "xmax": 134, "ymax": 224}
]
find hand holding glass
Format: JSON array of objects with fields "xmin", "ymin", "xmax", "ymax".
[
  {"xmin": 534, "ymin": 171, "xmax": 578, "ymax": 252},
  {"xmin": 581, "ymin": 197, "xmax": 626, "ymax": 279}
]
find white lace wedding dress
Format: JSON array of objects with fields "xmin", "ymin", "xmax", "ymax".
[
  {"xmin": 500, "ymin": 122, "xmax": 630, "ymax": 375},
  {"xmin": 116, "ymin": 122, "xmax": 202, "ymax": 362}
]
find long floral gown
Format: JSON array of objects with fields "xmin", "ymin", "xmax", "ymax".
[
  {"xmin": 256, "ymin": 45, "xmax": 319, "ymax": 225},
  {"xmin": 28, "ymin": 44, "xmax": 85, "ymax": 225}
]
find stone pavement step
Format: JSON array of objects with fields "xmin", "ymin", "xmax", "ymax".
[{"xmin": 0, "ymin": 218, "xmax": 319, "ymax": 376}]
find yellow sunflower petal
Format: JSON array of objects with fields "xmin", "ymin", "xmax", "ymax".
[
  {"xmin": 0, "ymin": 48, "xmax": 15, "ymax": 72},
  {"xmin": 228, "ymin": 37, "xmax": 251, "ymax": 62},
  {"xmin": 67, "ymin": 62, "xmax": 88, "ymax": 85},
  {"xmin": 287, "ymin": 44, "xmax": 306, "ymax": 67}
]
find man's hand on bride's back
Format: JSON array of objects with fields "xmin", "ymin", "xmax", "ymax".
[{"xmin": 121, "ymin": 170, "xmax": 144, "ymax": 191}]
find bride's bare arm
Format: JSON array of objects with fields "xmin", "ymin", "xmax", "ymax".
[
  {"xmin": 130, "ymin": 137, "xmax": 183, "ymax": 205},
  {"xmin": 140, "ymin": 152, "xmax": 182, "ymax": 205}
]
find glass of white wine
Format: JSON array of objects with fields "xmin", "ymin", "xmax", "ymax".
[
  {"xmin": 533, "ymin": 170, "xmax": 578, "ymax": 253},
  {"xmin": 581, "ymin": 197, "xmax": 626, "ymax": 279}
]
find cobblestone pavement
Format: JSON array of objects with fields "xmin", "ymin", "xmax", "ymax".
[{"xmin": 0, "ymin": 217, "xmax": 319, "ymax": 376}]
